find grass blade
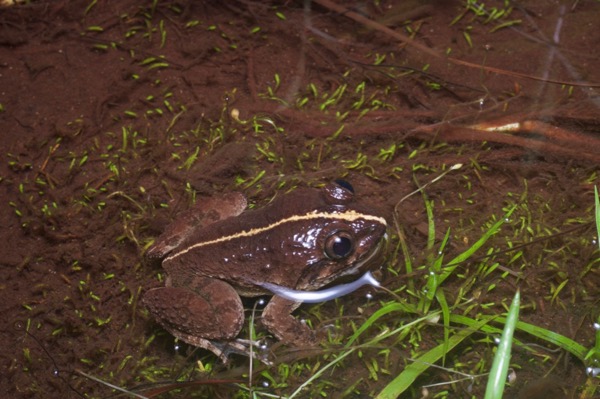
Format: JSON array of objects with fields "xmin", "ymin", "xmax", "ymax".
[
  {"xmin": 484, "ymin": 290, "xmax": 520, "ymax": 399},
  {"xmin": 452, "ymin": 314, "xmax": 588, "ymax": 361},
  {"xmin": 434, "ymin": 205, "xmax": 517, "ymax": 292},
  {"xmin": 595, "ymin": 186, "xmax": 599, "ymax": 252}
]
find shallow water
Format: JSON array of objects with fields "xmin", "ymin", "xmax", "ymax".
[{"xmin": 0, "ymin": 1, "xmax": 598, "ymax": 397}]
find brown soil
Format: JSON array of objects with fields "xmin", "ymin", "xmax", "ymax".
[{"xmin": 1, "ymin": 1, "xmax": 598, "ymax": 398}]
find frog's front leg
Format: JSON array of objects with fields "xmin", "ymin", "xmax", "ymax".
[
  {"xmin": 144, "ymin": 277, "xmax": 244, "ymax": 361},
  {"xmin": 262, "ymin": 296, "xmax": 317, "ymax": 346}
]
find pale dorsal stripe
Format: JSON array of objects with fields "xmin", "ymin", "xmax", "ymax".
[{"xmin": 166, "ymin": 210, "xmax": 387, "ymax": 261}]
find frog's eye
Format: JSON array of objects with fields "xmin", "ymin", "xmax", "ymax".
[{"xmin": 324, "ymin": 231, "xmax": 354, "ymax": 259}]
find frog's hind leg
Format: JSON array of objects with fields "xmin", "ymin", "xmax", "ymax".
[{"xmin": 143, "ymin": 278, "xmax": 244, "ymax": 361}]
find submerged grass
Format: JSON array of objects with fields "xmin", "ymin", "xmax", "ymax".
[
  {"xmin": 365, "ymin": 194, "xmax": 518, "ymax": 397},
  {"xmin": 369, "ymin": 183, "xmax": 600, "ymax": 398}
]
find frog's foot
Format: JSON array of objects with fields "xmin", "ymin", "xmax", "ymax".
[
  {"xmin": 175, "ymin": 333, "xmax": 272, "ymax": 364},
  {"xmin": 215, "ymin": 338, "xmax": 273, "ymax": 365},
  {"xmin": 173, "ymin": 333, "xmax": 233, "ymax": 363}
]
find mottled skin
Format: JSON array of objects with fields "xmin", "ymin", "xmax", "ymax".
[{"xmin": 144, "ymin": 182, "xmax": 387, "ymax": 360}]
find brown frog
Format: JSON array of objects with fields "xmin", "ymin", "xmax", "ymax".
[{"xmin": 143, "ymin": 181, "xmax": 387, "ymax": 360}]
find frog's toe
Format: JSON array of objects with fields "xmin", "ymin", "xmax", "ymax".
[{"xmin": 209, "ymin": 339, "xmax": 273, "ymax": 365}]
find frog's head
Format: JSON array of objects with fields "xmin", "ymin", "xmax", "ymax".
[{"xmin": 290, "ymin": 181, "xmax": 388, "ymax": 290}]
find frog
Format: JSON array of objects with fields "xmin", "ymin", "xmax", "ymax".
[{"xmin": 143, "ymin": 180, "xmax": 387, "ymax": 361}]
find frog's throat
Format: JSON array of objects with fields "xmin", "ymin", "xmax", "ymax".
[
  {"xmin": 164, "ymin": 210, "xmax": 387, "ymax": 262},
  {"xmin": 256, "ymin": 271, "xmax": 381, "ymax": 303}
]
